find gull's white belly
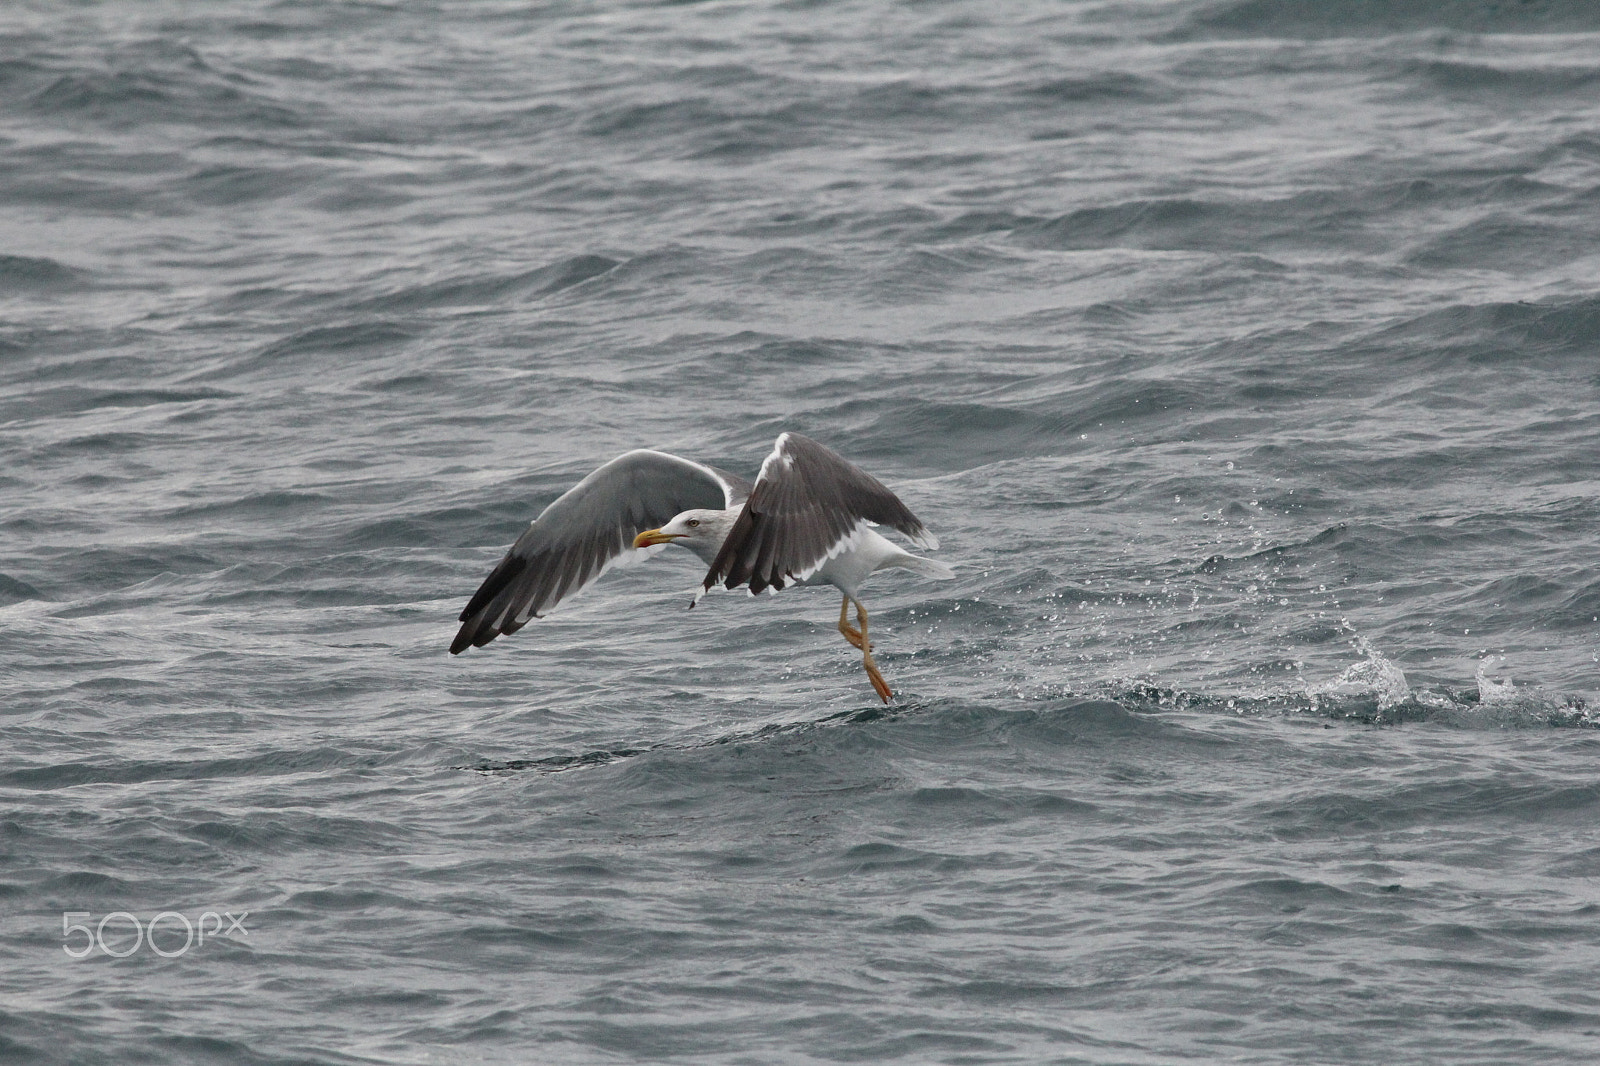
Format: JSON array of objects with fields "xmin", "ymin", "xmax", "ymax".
[{"xmin": 797, "ymin": 527, "xmax": 903, "ymax": 597}]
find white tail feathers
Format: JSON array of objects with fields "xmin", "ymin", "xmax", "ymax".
[{"xmin": 892, "ymin": 554, "xmax": 956, "ymax": 580}]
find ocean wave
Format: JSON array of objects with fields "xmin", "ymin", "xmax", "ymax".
[
  {"xmin": 23, "ymin": 42, "xmax": 303, "ymax": 130},
  {"xmin": 354, "ymin": 254, "xmax": 621, "ymax": 312},
  {"xmin": 0, "ymin": 253, "xmax": 83, "ymax": 289},
  {"xmin": 1185, "ymin": 0, "xmax": 1600, "ymax": 37}
]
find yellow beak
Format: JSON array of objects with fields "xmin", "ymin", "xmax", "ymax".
[{"xmin": 633, "ymin": 528, "xmax": 681, "ymax": 548}]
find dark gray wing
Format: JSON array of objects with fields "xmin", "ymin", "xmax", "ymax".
[
  {"xmin": 452, "ymin": 450, "xmax": 743, "ymax": 653},
  {"xmin": 702, "ymin": 432, "xmax": 937, "ymax": 596}
]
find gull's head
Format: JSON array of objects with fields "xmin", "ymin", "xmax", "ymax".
[{"xmin": 633, "ymin": 508, "xmax": 734, "ymax": 551}]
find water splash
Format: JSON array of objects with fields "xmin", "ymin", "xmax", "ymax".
[
  {"xmin": 1311, "ymin": 633, "xmax": 1410, "ymax": 711},
  {"xmin": 1475, "ymin": 655, "xmax": 1517, "ymax": 705}
]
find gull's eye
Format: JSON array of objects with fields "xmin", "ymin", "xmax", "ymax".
[{"xmin": 687, "ymin": 519, "xmax": 700, "ymax": 527}]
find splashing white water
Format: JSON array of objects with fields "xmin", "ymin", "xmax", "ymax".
[
  {"xmin": 1312, "ymin": 634, "xmax": 1411, "ymax": 711},
  {"xmin": 1476, "ymin": 656, "xmax": 1517, "ymax": 705}
]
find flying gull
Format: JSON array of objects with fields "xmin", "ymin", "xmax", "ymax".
[{"xmin": 450, "ymin": 432, "xmax": 954, "ymax": 701}]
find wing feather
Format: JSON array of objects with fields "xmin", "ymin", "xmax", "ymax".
[
  {"xmin": 702, "ymin": 433, "xmax": 938, "ymax": 596},
  {"xmin": 452, "ymin": 449, "xmax": 741, "ymax": 653}
]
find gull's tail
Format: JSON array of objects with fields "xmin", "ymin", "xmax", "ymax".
[{"xmin": 890, "ymin": 553, "xmax": 956, "ymax": 580}]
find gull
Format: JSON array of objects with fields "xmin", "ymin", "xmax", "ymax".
[{"xmin": 450, "ymin": 432, "xmax": 954, "ymax": 701}]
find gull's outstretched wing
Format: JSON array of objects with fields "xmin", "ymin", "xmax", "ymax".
[
  {"xmin": 452, "ymin": 450, "xmax": 749, "ymax": 653},
  {"xmin": 702, "ymin": 432, "xmax": 937, "ymax": 596}
]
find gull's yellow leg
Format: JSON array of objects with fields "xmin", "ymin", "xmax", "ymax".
[
  {"xmin": 854, "ymin": 599, "xmax": 893, "ymax": 703},
  {"xmin": 838, "ymin": 593, "xmax": 865, "ymax": 650}
]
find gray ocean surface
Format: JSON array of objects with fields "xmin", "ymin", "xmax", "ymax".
[{"xmin": 4, "ymin": 1, "xmax": 1600, "ymax": 1062}]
